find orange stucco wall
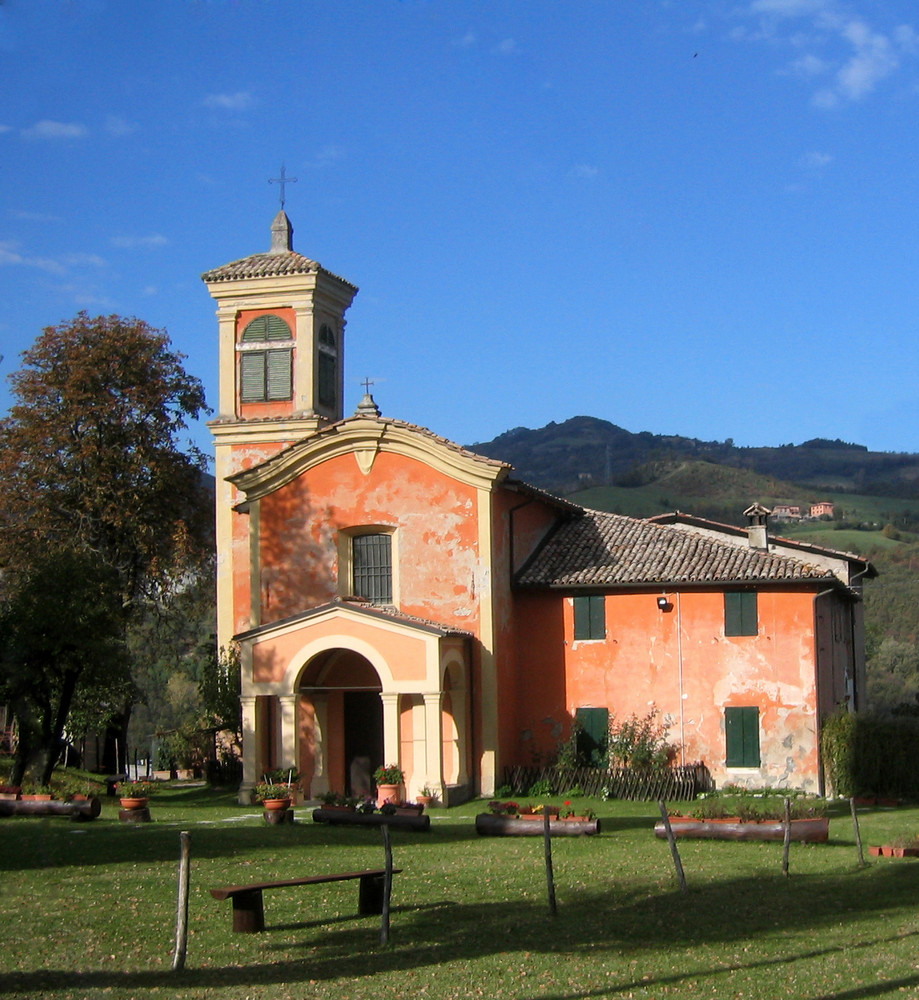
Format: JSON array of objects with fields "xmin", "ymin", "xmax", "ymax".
[
  {"xmin": 255, "ymin": 450, "xmax": 484, "ymax": 629},
  {"xmin": 512, "ymin": 586, "xmax": 828, "ymax": 789}
]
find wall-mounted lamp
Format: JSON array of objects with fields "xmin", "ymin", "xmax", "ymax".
[{"xmin": 657, "ymin": 594, "xmax": 670, "ymax": 611}]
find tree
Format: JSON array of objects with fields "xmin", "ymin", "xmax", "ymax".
[
  {"xmin": 0, "ymin": 550, "xmax": 129, "ymax": 785},
  {"xmin": 0, "ymin": 313, "xmax": 211, "ymax": 777}
]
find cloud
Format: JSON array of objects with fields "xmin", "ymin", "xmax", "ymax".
[
  {"xmin": 0, "ymin": 125, "xmax": 11, "ymax": 134},
  {"xmin": 203, "ymin": 91, "xmax": 254, "ymax": 110},
  {"xmin": 9, "ymin": 210, "xmax": 62, "ymax": 223},
  {"xmin": 21, "ymin": 120, "xmax": 88, "ymax": 139},
  {"xmin": 311, "ymin": 144, "xmax": 344, "ymax": 168},
  {"xmin": 495, "ymin": 38, "xmax": 518, "ymax": 54},
  {"xmin": 105, "ymin": 115, "xmax": 138, "ymax": 137},
  {"xmin": 738, "ymin": 1, "xmax": 918, "ymax": 106},
  {"xmin": 0, "ymin": 241, "xmax": 105, "ymax": 275},
  {"xmin": 802, "ymin": 150, "xmax": 833, "ymax": 167},
  {"xmin": 836, "ymin": 19, "xmax": 898, "ymax": 100},
  {"xmin": 455, "ymin": 31, "xmax": 476, "ymax": 48},
  {"xmin": 571, "ymin": 164, "xmax": 600, "ymax": 179},
  {"xmin": 111, "ymin": 234, "xmax": 169, "ymax": 249}
]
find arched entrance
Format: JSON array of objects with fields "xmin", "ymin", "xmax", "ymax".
[{"xmin": 298, "ymin": 647, "xmax": 383, "ymax": 797}]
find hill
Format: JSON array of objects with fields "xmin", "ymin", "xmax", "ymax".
[
  {"xmin": 468, "ymin": 416, "xmax": 919, "ymax": 499},
  {"xmin": 469, "ymin": 416, "xmax": 919, "ymax": 716}
]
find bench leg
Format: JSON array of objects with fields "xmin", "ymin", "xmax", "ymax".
[
  {"xmin": 358, "ymin": 873, "xmax": 387, "ymax": 915},
  {"xmin": 231, "ymin": 889, "xmax": 265, "ymax": 933}
]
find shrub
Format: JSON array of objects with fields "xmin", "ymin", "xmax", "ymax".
[
  {"xmin": 527, "ymin": 778, "xmax": 553, "ymax": 797},
  {"xmin": 822, "ymin": 709, "xmax": 919, "ymax": 799},
  {"xmin": 607, "ymin": 708, "xmax": 679, "ymax": 772}
]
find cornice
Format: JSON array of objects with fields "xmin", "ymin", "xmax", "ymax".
[{"xmin": 228, "ymin": 416, "xmax": 510, "ymax": 500}]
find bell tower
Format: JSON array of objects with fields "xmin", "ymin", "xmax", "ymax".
[{"xmin": 203, "ymin": 212, "xmax": 358, "ymax": 645}]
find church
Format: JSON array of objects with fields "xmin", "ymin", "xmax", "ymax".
[{"xmin": 204, "ymin": 211, "xmax": 875, "ymax": 804}]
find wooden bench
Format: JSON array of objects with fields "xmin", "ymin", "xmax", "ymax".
[{"xmin": 210, "ymin": 868, "xmax": 402, "ymax": 933}]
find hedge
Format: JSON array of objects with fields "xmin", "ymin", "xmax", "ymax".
[{"xmin": 822, "ymin": 709, "xmax": 919, "ymax": 799}]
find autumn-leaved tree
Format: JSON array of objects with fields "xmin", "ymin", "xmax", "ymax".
[{"xmin": 0, "ymin": 312, "xmax": 211, "ymax": 780}]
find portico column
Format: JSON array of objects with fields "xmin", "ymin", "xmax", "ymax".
[
  {"xmin": 311, "ymin": 693, "xmax": 330, "ymax": 798},
  {"xmin": 422, "ymin": 692, "xmax": 445, "ymax": 797},
  {"xmin": 380, "ymin": 692, "xmax": 401, "ymax": 769},
  {"xmin": 239, "ymin": 696, "xmax": 257, "ymax": 805},
  {"xmin": 278, "ymin": 694, "xmax": 298, "ymax": 773}
]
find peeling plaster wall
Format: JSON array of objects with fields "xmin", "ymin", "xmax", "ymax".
[
  {"xmin": 257, "ymin": 450, "xmax": 485, "ymax": 628},
  {"xmin": 513, "ymin": 586, "xmax": 827, "ymax": 790}
]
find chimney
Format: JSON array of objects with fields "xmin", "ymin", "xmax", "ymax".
[{"xmin": 743, "ymin": 503, "xmax": 771, "ymax": 550}]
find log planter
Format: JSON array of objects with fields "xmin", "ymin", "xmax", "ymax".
[
  {"xmin": 655, "ymin": 816, "xmax": 829, "ymax": 843},
  {"xmin": 0, "ymin": 796, "xmax": 102, "ymax": 821},
  {"xmin": 312, "ymin": 808, "xmax": 430, "ymax": 832},
  {"xmin": 869, "ymin": 845, "xmax": 919, "ymax": 858},
  {"xmin": 475, "ymin": 813, "xmax": 601, "ymax": 837}
]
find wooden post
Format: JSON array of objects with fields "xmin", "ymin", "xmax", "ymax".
[
  {"xmin": 850, "ymin": 796, "xmax": 866, "ymax": 866},
  {"xmin": 782, "ymin": 798, "xmax": 791, "ymax": 876},
  {"xmin": 544, "ymin": 809, "xmax": 557, "ymax": 916},
  {"xmin": 380, "ymin": 823, "xmax": 393, "ymax": 945},
  {"xmin": 172, "ymin": 831, "xmax": 191, "ymax": 971},
  {"xmin": 657, "ymin": 801, "xmax": 687, "ymax": 892}
]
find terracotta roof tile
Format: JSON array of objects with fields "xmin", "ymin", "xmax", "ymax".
[
  {"xmin": 201, "ymin": 251, "xmax": 355, "ymax": 289},
  {"xmin": 517, "ymin": 508, "xmax": 838, "ymax": 588}
]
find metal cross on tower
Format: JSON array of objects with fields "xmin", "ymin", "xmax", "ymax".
[{"xmin": 269, "ymin": 165, "xmax": 298, "ymax": 210}]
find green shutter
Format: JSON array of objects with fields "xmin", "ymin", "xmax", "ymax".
[
  {"xmin": 266, "ymin": 349, "xmax": 292, "ymax": 400},
  {"xmin": 725, "ymin": 592, "xmax": 757, "ymax": 636},
  {"xmin": 239, "ymin": 352, "xmax": 265, "ymax": 401},
  {"xmin": 725, "ymin": 707, "xmax": 760, "ymax": 766},
  {"xmin": 242, "ymin": 315, "xmax": 291, "ymax": 342},
  {"xmin": 317, "ymin": 351, "xmax": 336, "ymax": 409},
  {"xmin": 575, "ymin": 707, "xmax": 609, "ymax": 764},
  {"xmin": 590, "ymin": 596, "xmax": 606, "ymax": 639},
  {"xmin": 574, "ymin": 595, "xmax": 605, "ymax": 640}
]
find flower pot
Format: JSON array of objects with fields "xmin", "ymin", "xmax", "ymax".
[
  {"xmin": 869, "ymin": 845, "xmax": 919, "ymax": 857},
  {"xmin": 262, "ymin": 797, "xmax": 291, "ymax": 811},
  {"xmin": 416, "ymin": 795, "xmax": 433, "ymax": 808},
  {"xmin": 376, "ymin": 783, "xmax": 401, "ymax": 807},
  {"xmin": 23, "ymin": 793, "xmax": 53, "ymax": 801},
  {"xmin": 119, "ymin": 796, "xmax": 149, "ymax": 811}
]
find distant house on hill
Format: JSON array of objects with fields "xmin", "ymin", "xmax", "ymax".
[
  {"xmin": 772, "ymin": 504, "xmax": 802, "ymax": 520},
  {"xmin": 204, "ymin": 213, "xmax": 876, "ymax": 802},
  {"xmin": 811, "ymin": 501, "xmax": 835, "ymax": 518}
]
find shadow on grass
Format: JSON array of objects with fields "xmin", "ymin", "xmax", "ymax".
[{"xmin": 3, "ymin": 861, "xmax": 919, "ymax": 997}]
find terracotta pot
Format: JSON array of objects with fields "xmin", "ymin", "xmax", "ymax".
[
  {"xmin": 23, "ymin": 794, "xmax": 53, "ymax": 801},
  {"xmin": 262, "ymin": 797, "xmax": 291, "ymax": 811},
  {"xmin": 119, "ymin": 796, "xmax": 149, "ymax": 810},
  {"xmin": 416, "ymin": 795, "xmax": 433, "ymax": 808},
  {"xmin": 376, "ymin": 783, "xmax": 401, "ymax": 807},
  {"xmin": 870, "ymin": 845, "xmax": 919, "ymax": 857}
]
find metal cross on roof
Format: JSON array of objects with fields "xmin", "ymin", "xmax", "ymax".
[
  {"xmin": 361, "ymin": 377, "xmax": 375, "ymax": 394},
  {"xmin": 269, "ymin": 165, "xmax": 298, "ymax": 210}
]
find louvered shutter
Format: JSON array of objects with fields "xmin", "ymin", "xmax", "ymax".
[
  {"xmin": 240, "ymin": 352, "xmax": 266, "ymax": 402},
  {"xmin": 266, "ymin": 349, "xmax": 292, "ymax": 400}
]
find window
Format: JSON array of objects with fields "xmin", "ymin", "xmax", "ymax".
[
  {"xmin": 575, "ymin": 707, "xmax": 609, "ymax": 766},
  {"xmin": 725, "ymin": 707, "xmax": 760, "ymax": 767},
  {"xmin": 352, "ymin": 533, "xmax": 392, "ymax": 605},
  {"xmin": 238, "ymin": 314, "xmax": 293, "ymax": 402},
  {"xmin": 574, "ymin": 595, "xmax": 605, "ymax": 640},
  {"xmin": 317, "ymin": 324, "xmax": 337, "ymax": 411},
  {"xmin": 724, "ymin": 591, "xmax": 757, "ymax": 636}
]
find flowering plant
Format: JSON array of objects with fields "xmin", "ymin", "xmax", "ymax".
[
  {"xmin": 488, "ymin": 800, "xmax": 519, "ymax": 815},
  {"xmin": 373, "ymin": 763, "xmax": 404, "ymax": 785},
  {"xmin": 254, "ymin": 781, "xmax": 293, "ymax": 802},
  {"xmin": 117, "ymin": 780, "xmax": 155, "ymax": 797}
]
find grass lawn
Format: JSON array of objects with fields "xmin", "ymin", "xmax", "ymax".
[{"xmin": 3, "ymin": 785, "xmax": 919, "ymax": 999}]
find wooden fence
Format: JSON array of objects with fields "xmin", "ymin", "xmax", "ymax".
[{"xmin": 501, "ymin": 762, "xmax": 712, "ymax": 802}]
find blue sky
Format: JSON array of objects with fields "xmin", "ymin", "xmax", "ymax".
[{"xmin": 2, "ymin": 0, "xmax": 919, "ymax": 463}]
